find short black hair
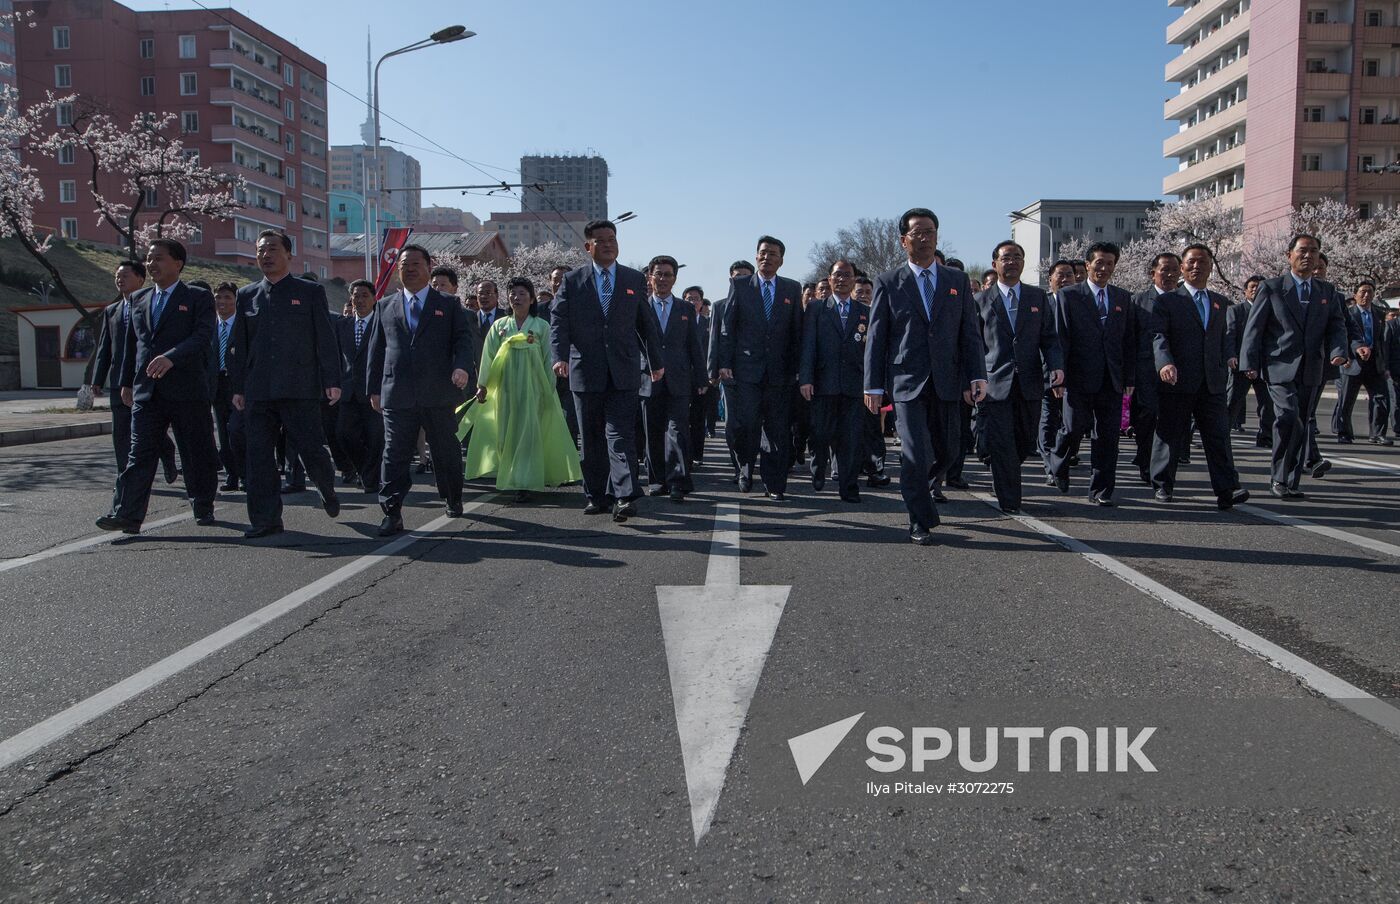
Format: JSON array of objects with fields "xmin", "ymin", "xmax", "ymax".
[
  {"xmin": 550, "ymin": 264, "xmax": 569, "ymax": 274},
  {"xmin": 430, "ymin": 265, "xmax": 458, "ymax": 288},
  {"xmin": 1317, "ymin": 251, "xmax": 1329, "ymax": 264},
  {"xmin": 933, "ymin": 249, "xmax": 946, "ymax": 263},
  {"xmin": 1149, "ymin": 252, "xmax": 1182, "ymax": 275},
  {"xmin": 802, "ymin": 282, "xmax": 817, "ymax": 292},
  {"xmin": 584, "ymin": 219, "xmax": 616, "ymax": 239},
  {"xmin": 1356, "ymin": 279, "xmax": 1376, "ymax": 290},
  {"xmin": 256, "ymin": 229, "xmax": 291, "ymax": 253},
  {"xmin": 1085, "ymin": 241, "xmax": 1121, "ymax": 263},
  {"xmin": 349, "ymin": 279, "xmax": 374, "ymax": 294},
  {"xmin": 1181, "ymin": 243, "xmax": 1214, "ymax": 261},
  {"xmin": 1245, "ymin": 274, "xmax": 1264, "ymax": 285},
  {"xmin": 400, "ymin": 243, "xmax": 433, "ymax": 266},
  {"xmin": 1050, "ymin": 259, "xmax": 1076, "ymax": 273},
  {"xmin": 729, "ymin": 260, "xmax": 755, "ymax": 275},
  {"xmin": 1287, "ymin": 233, "xmax": 1321, "ymax": 253},
  {"xmin": 188, "ymin": 279, "xmax": 212, "ymax": 292},
  {"xmin": 854, "ymin": 275, "xmax": 874, "ymax": 287},
  {"xmin": 898, "ymin": 207, "xmax": 939, "ymax": 235},
  {"xmin": 1071, "ymin": 259, "xmax": 1087, "ymax": 268},
  {"xmin": 215, "ymin": 281, "xmax": 238, "ymax": 296},
  {"xmin": 829, "ymin": 259, "xmax": 857, "ymax": 274},
  {"xmin": 475, "ymin": 278, "xmax": 499, "ymax": 292},
  {"xmin": 116, "ymin": 259, "xmax": 147, "ymax": 279},
  {"xmin": 756, "ymin": 235, "xmax": 786, "ymax": 256},
  {"xmin": 147, "ymin": 238, "xmax": 187, "ymax": 266},
  {"xmin": 682, "ymin": 285, "xmax": 704, "ymax": 298},
  {"xmin": 945, "ymin": 258, "xmax": 965, "ymax": 271},
  {"xmin": 992, "ymin": 240, "xmax": 1025, "ymax": 261},
  {"xmin": 648, "ymin": 254, "xmax": 679, "ymax": 275}
]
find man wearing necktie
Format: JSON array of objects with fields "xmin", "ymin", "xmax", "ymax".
[
  {"xmin": 1048, "ymin": 242, "xmax": 1140, "ymax": 506},
  {"xmin": 551, "ymin": 220, "xmax": 664, "ymax": 521},
  {"xmin": 639, "ymin": 256, "xmax": 706, "ymax": 502},
  {"xmin": 864, "ymin": 209, "xmax": 988, "ymax": 544},
  {"xmin": 1240, "ymin": 233, "xmax": 1351, "ymax": 497},
  {"xmin": 96, "ymin": 240, "xmax": 220, "ymax": 534},
  {"xmin": 1148, "ymin": 244, "xmax": 1249, "ymax": 509},
  {"xmin": 800, "ymin": 259, "xmax": 872, "ymax": 503},
  {"xmin": 973, "ymin": 241, "xmax": 1063, "ymax": 515},
  {"xmin": 210, "ymin": 282, "xmax": 244, "ymax": 492},
  {"xmin": 335, "ymin": 279, "xmax": 385, "ymax": 493},
  {"xmin": 1330, "ymin": 280, "xmax": 1392, "ymax": 445},
  {"xmin": 1129, "ymin": 254, "xmax": 1181, "ymax": 486},
  {"xmin": 717, "ymin": 236, "xmax": 805, "ymax": 500}
]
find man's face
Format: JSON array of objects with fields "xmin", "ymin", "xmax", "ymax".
[
  {"xmin": 145, "ymin": 244, "xmax": 181, "ymax": 286},
  {"xmin": 549, "ymin": 268, "xmax": 567, "ymax": 292},
  {"xmin": 430, "ymin": 274, "xmax": 457, "ymax": 295},
  {"xmin": 1357, "ymin": 284, "xmax": 1375, "ymax": 306},
  {"xmin": 684, "ymin": 289, "xmax": 703, "ymax": 312},
  {"xmin": 801, "ymin": 286, "xmax": 814, "ymax": 305},
  {"xmin": 1049, "ymin": 264, "xmax": 1075, "ymax": 292},
  {"xmin": 255, "ymin": 237, "xmax": 290, "ymax": 278},
  {"xmin": 397, "ymin": 249, "xmax": 429, "ymax": 289},
  {"xmin": 1086, "ymin": 252, "xmax": 1117, "ymax": 286},
  {"xmin": 1288, "ymin": 238, "xmax": 1320, "ymax": 277},
  {"xmin": 214, "ymin": 290, "xmax": 236, "ymax": 318},
  {"xmin": 900, "ymin": 217, "xmax": 938, "ymax": 262},
  {"xmin": 651, "ymin": 264, "xmax": 677, "ymax": 299},
  {"xmin": 815, "ymin": 279, "xmax": 830, "ymax": 300},
  {"xmin": 350, "ymin": 286, "xmax": 375, "ymax": 317},
  {"xmin": 1072, "ymin": 263, "xmax": 1088, "ymax": 283},
  {"xmin": 755, "ymin": 242, "xmax": 784, "ymax": 278},
  {"xmin": 828, "ymin": 264, "xmax": 855, "ymax": 299},
  {"xmin": 585, "ymin": 227, "xmax": 619, "ymax": 267},
  {"xmin": 115, "ymin": 265, "xmax": 144, "ymax": 297},
  {"xmin": 1245, "ymin": 279, "xmax": 1260, "ymax": 301},
  {"xmin": 852, "ymin": 282, "xmax": 872, "ymax": 303},
  {"xmin": 1181, "ymin": 250, "xmax": 1212, "ymax": 288},
  {"xmin": 477, "ymin": 282, "xmax": 499, "ymax": 310},
  {"xmin": 1153, "ymin": 256, "xmax": 1182, "ymax": 291},
  {"xmin": 994, "ymin": 244, "xmax": 1025, "ymax": 286}
]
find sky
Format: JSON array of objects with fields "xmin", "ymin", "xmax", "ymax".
[{"xmin": 129, "ymin": 0, "xmax": 1178, "ymax": 293}]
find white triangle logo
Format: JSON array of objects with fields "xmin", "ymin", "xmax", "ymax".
[{"xmin": 787, "ymin": 712, "xmax": 864, "ymax": 785}]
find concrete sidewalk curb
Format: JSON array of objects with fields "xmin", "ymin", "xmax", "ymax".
[{"xmin": 0, "ymin": 421, "xmax": 112, "ymax": 447}]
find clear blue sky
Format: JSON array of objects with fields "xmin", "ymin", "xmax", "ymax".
[{"xmin": 130, "ymin": 0, "xmax": 1177, "ymax": 292}]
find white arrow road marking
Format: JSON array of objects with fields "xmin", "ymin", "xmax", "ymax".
[
  {"xmin": 788, "ymin": 712, "xmax": 864, "ymax": 785},
  {"xmin": 657, "ymin": 502, "xmax": 790, "ymax": 845}
]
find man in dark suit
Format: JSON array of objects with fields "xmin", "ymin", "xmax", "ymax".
[
  {"xmin": 800, "ymin": 259, "xmax": 870, "ymax": 503},
  {"xmin": 1048, "ymin": 241, "xmax": 1139, "ymax": 505},
  {"xmin": 1225, "ymin": 275, "xmax": 1273, "ymax": 445},
  {"xmin": 1386, "ymin": 307, "xmax": 1400, "ymax": 437},
  {"xmin": 1240, "ymin": 233, "xmax": 1352, "ymax": 498},
  {"xmin": 1038, "ymin": 259, "xmax": 1078, "ymax": 478},
  {"xmin": 1299, "ymin": 254, "xmax": 1363, "ymax": 475},
  {"xmin": 229, "ymin": 230, "xmax": 343, "ymax": 539},
  {"xmin": 683, "ymin": 286, "xmax": 711, "ymax": 467},
  {"xmin": 367, "ymin": 245, "xmax": 477, "ymax": 535},
  {"xmin": 709, "ymin": 261, "xmax": 753, "ymax": 486},
  {"xmin": 640, "ymin": 257, "xmax": 706, "ymax": 502},
  {"xmin": 210, "ymin": 281, "xmax": 243, "ymax": 491},
  {"xmin": 974, "ymin": 241, "xmax": 1063, "ymax": 515},
  {"xmin": 336, "ymin": 279, "xmax": 384, "ymax": 493},
  {"xmin": 1129, "ymin": 253, "xmax": 1180, "ymax": 485},
  {"xmin": 473, "ymin": 280, "xmax": 507, "ymax": 351},
  {"xmin": 96, "ymin": 240, "xmax": 219, "ymax": 533},
  {"xmin": 551, "ymin": 219, "xmax": 664, "ymax": 521},
  {"xmin": 546, "ymin": 266, "xmax": 579, "ymax": 449},
  {"xmin": 1331, "ymin": 280, "xmax": 1392, "ymax": 444},
  {"xmin": 852, "ymin": 276, "xmax": 891, "ymax": 487},
  {"xmin": 864, "ymin": 208, "xmax": 987, "ymax": 544},
  {"xmin": 88, "ymin": 259, "xmax": 178, "ymax": 482},
  {"xmin": 1148, "ymin": 244, "xmax": 1249, "ymax": 508},
  {"xmin": 717, "ymin": 236, "xmax": 804, "ymax": 500}
]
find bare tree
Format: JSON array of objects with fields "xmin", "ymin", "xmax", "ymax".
[{"xmin": 807, "ymin": 217, "xmax": 908, "ymax": 281}]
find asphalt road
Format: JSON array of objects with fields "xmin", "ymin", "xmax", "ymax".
[{"xmin": 1, "ymin": 406, "xmax": 1398, "ymax": 902}]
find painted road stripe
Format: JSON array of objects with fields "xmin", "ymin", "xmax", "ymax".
[
  {"xmin": 0, "ymin": 512, "xmax": 195, "ymax": 575},
  {"xmin": 0, "ymin": 502, "xmax": 490, "ymax": 772},
  {"xmin": 974, "ymin": 492, "xmax": 1400, "ymax": 741},
  {"xmin": 1235, "ymin": 503, "xmax": 1400, "ymax": 559}
]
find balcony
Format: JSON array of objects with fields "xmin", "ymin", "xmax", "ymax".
[
  {"xmin": 209, "ymin": 48, "xmax": 278, "ymax": 79},
  {"xmin": 1166, "ymin": 9, "xmax": 1249, "ymax": 84},
  {"xmin": 299, "ymin": 112, "xmax": 327, "ymax": 139},
  {"xmin": 1167, "ymin": 0, "xmax": 1242, "ymax": 46},
  {"xmin": 223, "ymin": 39, "xmax": 279, "ymax": 73},
  {"xmin": 1303, "ymin": 22, "xmax": 1354, "ymax": 46},
  {"xmin": 1356, "ymin": 122, "xmax": 1400, "ymax": 143},
  {"xmin": 209, "ymin": 85, "xmax": 283, "ymax": 116},
  {"xmin": 1360, "ymin": 75, "xmax": 1400, "ymax": 95},
  {"xmin": 1162, "ymin": 143, "xmax": 1246, "ymax": 195},
  {"xmin": 211, "ymin": 123, "xmax": 283, "ymax": 159},
  {"xmin": 214, "ymin": 237, "xmax": 255, "ymax": 258},
  {"xmin": 1164, "ymin": 59, "xmax": 1247, "ymax": 121},
  {"xmin": 1304, "ymin": 71, "xmax": 1352, "ymax": 93},
  {"xmin": 235, "ymin": 203, "xmax": 287, "ymax": 230},
  {"xmin": 1163, "ymin": 98, "xmax": 1247, "ymax": 156},
  {"xmin": 1361, "ymin": 24, "xmax": 1400, "ymax": 44},
  {"xmin": 1296, "ymin": 170, "xmax": 1347, "ymax": 192},
  {"xmin": 1356, "ymin": 169, "xmax": 1400, "ymax": 191},
  {"xmin": 219, "ymin": 162, "xmax": 285, "ymax": 194},
  {"xmin": 1297, "ymin": 120, "xmax": 1349, "ymax": 141}
]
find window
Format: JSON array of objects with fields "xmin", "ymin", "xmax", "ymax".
[
  {"xmin": 286, "ymin": 135, "xmax": 294, "ymax": 154},
  {"xmin": 1359, "ymin": 203, "xmax": 1372, "ymax": 219},
  {"xmin": 1307, "ymin": 9, "xmax": 1328, "ymax": 24},
  {"xmin": 1094, "ymin": 226, "xmax": 1104, "ymax": 235},
  {"xmin": 1367, "ymin": 10, "xmax": 1383, "ymax": 26},
  {"xmin": 1302, "ymin": 153, "xmax": 1322, "ymax": 171},
  {"xmin": 285, "ymin": 99, "xmax": 294, "ymax": 120},
  {"xmin": 181, "ymin": 111, "xmax": 199, "ymax": 133},
  {"xmin": 53, "ymin": 26, "xmax": 69, "ymax": 50},
  {"xmin": 283, "ymin": 63, "xmax": 294, "ymax": 85},
  {"xmin": 1047, "ymin": 216, "xmax": 1062, "ymax": 229},
  {"xmin": 179, "ymin": 35, "xmax": 196, "ymax": 58},
  {"xmin": 140, "ymin": 76, "xmax": 154, "ymax": 97},
  {"xmin": 56, "ymin": 103, "xmax": 73, "ymax": 126},
  {"xmin": 286, "ymin": 168, "xmax": 295, "ymax": 187},
  {"xmin": 1304, "ymin": 106, "xmax": 1324, "ymax": 122},
  {"xmin": 1072, "ymin": 216, "xmax": 1084, "ymax": 230},
  {"xmin": 144, "ymin": 187, "xmax": 158, "ymax": 207},
  {"xmin": 320, "ymin": 266, "xmax": 327, "ymax": 279},
  {"xmin": 180, "ymin": 72, "xmax": 197, "ymax": 95},
  {"xmin": 184, "ymin": 148, "xmax": 200, "ymax": 164},
  {"xmin": 1362, "ymin": 107, "xmax": 1378, "ymax": 124},
  {"xmin": 1365, "ymin": 59, "xmax": 1380, "ymax": 77},
  {"xmin": 60, "ymin": 218, "xmax": 78, "ymax": 239},
  {"xmin": 59, "ymin": 180, "xmax": 76, "ymax": 203},
  {"xmin": 287, "ymin": 200, "xmax": 296, "ymax": 222},
  {"xmin": 190, "ymin": 225, "xmax": 203, "ymax": 245},
  {"xmin": 289, "ymin": 235, "xmax": 297, "ymax": 255},
  {"xmin": 139, "ymin": 37, "xmax": 154, "ymax": 59},
  {"xmin": 1360, "ymin": 154, "xmax": 1376, "ymax": 171},
  {"xmin": 1137, "ymin": 218, "xmax": 1149, "ymax": 230},
  {"xmin": 54, "ymin": 65, "xmax": 71, "ymax": 88},
  {"xmin": 58, "ymin": 144, "xmax": 75, "ymax": 165},
  {"xmin": 1114, "ymin": 217, "xmax": 1125, "ymax": 230},
  {"xmin": 1306, "ymin": 58, "xmax": 1327, "ymax": 73}
]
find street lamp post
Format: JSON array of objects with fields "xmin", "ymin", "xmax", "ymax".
[
  {"xmin": 369, "ymin": 25, "xmax": 474, "ymax": 278},
  {"xmin": 1009, "ymin": 211, "xmax": 1056, "ymax": 284}
]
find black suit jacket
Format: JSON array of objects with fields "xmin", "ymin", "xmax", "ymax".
[
  {"xmin": 643, "ymin": 297, "xmax": 706, "ymax": 398},
  {"xmin": 1385, "ymin": 317, "xmax": 1400, "ymax": 380},
  {"xmin": 1239, "ymin": 275, "xmax": 1349, "ymax": 386},
  {"xmin": 91, "ymin": 296, "xmax": 136, "ymax": 390},
  {"xmin": 799, "ymin": 297, "xmax": 870, "ymax": 398},
  {"xmin": 1347, "ymin": 304, "xmax": 1387, "ymax": 372},
  {"xmin": 367, "ymin": 287, "xmax": 477, "ymax": 409},
  {"xmin": 975, "ymin": 284, "xmax": 1061, "ymax": 403},
  {"xmin": 718, "ymin": 274, "xmax": 804, "ymax": 386},
  {"xmin": 336, "ymin": 312, "xmax": 377, "ymax": 403},
  {"xmin": 120, "ymin": 281, "xmax": 215, "ymax": 404},
  {"xmin": 1053, "ymin": 281, "xmax": 1138, "ymax": 395},
  {"xmin": 1225, "ymin": 297, "xmax": 1253, "ymax": 360},
  {"xmin": 707, "ymin": 297, "xmax": 729, "ymax": 384},
  {"xmin": 865, "ymin": 263, "xmax": 985, "ymax": 403},
  {"xmin": 550, "ymin": 263, "xmax": 663, "ymax": 393},
  {"xmin": 1152, "ymin": 287, "xmax": 1234, "ymax": 396},
  {"xmin": 230, "ymin": 276, "xmax": 340, "ymax": 402}
]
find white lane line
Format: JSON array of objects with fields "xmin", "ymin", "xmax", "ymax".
[
  {"xmin": 1235, "ymin": 503, "xmax": 1400, "ymax": 560},
  {"xmin": 1330, "ymin": 455, "xmax": 1400, "ymax": 475},
  {"xmin": 0, "ymin": 512, "xmax": 195, "ymax": 575},
  {"xmin": 973, "ymin": 492, "xmax": 1400, "ymax": 741},
  {"xmin": 0, "ymin": 501, "xmax": 489, "ymax": 772}
]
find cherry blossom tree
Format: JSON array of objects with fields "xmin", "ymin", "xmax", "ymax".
[{"xmin": 429, "ymin": 240, "xmax": 589, "ymax": 304}]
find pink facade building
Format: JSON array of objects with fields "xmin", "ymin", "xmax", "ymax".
[{"xmin": 15, "ymin": 0, "xmax": 330, "ymax": 276}]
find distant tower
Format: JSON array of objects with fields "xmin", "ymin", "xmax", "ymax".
[{"xmin": 359, "ymin": 29, "xmax": 374, "ymax": 144}]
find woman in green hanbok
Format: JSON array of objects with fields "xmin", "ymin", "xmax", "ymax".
[{"xmin": 460, "ymin": 277, "xmax": 582, "ymax": 500}]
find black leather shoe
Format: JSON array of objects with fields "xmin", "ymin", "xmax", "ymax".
[
  {"xmin": 1310, "ymin": 459, "xmax": 1332, "ymax": 479},
  {"xmin": 583, "ymin": 501, "xmax": 605, "ymax": 515},
  {"xmin": 909, "ymin": 526, "xmax": 934, "ymax": 546},
  {"xmin": 770, "ymin": 492, "xmax": 786, "ymax": 502},
  {"xmin": 281, "ymin": 483, "xmax": 307, "ymax": 494},
  {"xmin": 244, "ymin": 523, "xmax": 284, "ymax": 539},
  {"xmin": 812, "ymin": 475, "xmax": 825, "ymax": 492},
  {"xmin": 193, "ymin": 504, "xmax": 215, "ymax": 525},
  {"xmin": 932, "ymin": 489, "xmax": 949, "ymax": 504},
  {"xmin": 1055, "ymin": 476, "xmax": 1070, "ymax": 494},
  {"xmin": 376, "ymin": 516, "xmax": 403, "ymax": 537},
  {"xmin": 999, "ymin": 506, "xmax": 1021, "ymax": 515},
  {"xmin": 613, "ymin": 499, "xmax": 637, "ymax": 522},
  {"xmin": 649, "ymin": 486, "xmax": 668, "ymax": 497},
  {"xmin": 945, "ymin": 477, "xmax": 970, "ymax": 490},
  {"xmin": 867, "ymin": 474, "xmax": 891, "ymax": 488},
  {"xmin": 221, "ymin": 479, "xmax": 239, "ymax": 492},
  {"xmin": 1153, "ymin": 489, "xmax": 1172, "ymax": 503},
  {"xmin": 1370, "ymin": 436, "xmax": 1395, "ymax": 446},
  {"xmin": 323, "ymin": 494, "xmax": 341, "ymax": 518},
  {"xmin": 1269, "ymin": 482, "xmax": 1289, "ymax": 499},
  {"xmin": 1138, "ymin": 468, "xmax": 1151, "ymax": 486},
  {"xmin": 1218, "ymin": 489, "xmax": 1250, "ymax": 510},
  {"xmin": 738, "ymin": 477, "xmax": 753, "ymax": 493},
  {"xmin": 163, "ymin": 464, "xmax": 180, "ymax": 485},
  {"xmin": 839, "ymin": 492, "xmax": 862, "ymax": 503},
  {"xmin": 1067, "ymin": 455, "xmax": 1081, "ymax": 467},
  {"xmin": 1089, "ymin": 493, "xmax": 1114, "ymax": 507},
  {"xmin": 96, "ymin": 514, "xmax": 141, "ymax": 534},
  {"xmin": 445, "ymin": 503, "xmax": 463, "ymax": 517},
  {"xmin": 1336, "ymin": 436, "xmax": 1353, "ymax": 444},
  {"xmin": 669, "ymin": 489, "xmax": 685, "ymax": 503}
]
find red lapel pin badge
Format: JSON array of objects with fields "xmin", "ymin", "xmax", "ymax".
[
  {"xmin": 626, "ymin": 288, "xmax": 635, "ymax": 295},
  {"xmin": 434, "ymin": 309, "xmax": 444, "ymax": 316},
  {"xmin": 177, "ymin": 305, "xmax": 188, "ymax": 312},
  {"xmin": 291, "ymin": 299, "xmax": 301, "ymax": 306}
]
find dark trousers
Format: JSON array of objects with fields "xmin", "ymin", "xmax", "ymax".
[
  {"xmin": 1050, "ymin": 387, "xmax": 1123, "ymax": 499},
  {"xmin": 1151, "ymin": 389, "xmax": 1239, "ymax": 498},
  {"xmin": 688, "ymin": 391, "xmax": 708, "ymax": 465},
  {"xmin": 979, "ymin": 395, "xmax": 1039, "ymax": 511},
  {"xmin": 809, "ymin": 393, "xmax": 864, "ymax": 497},
  {"xmin": 112, "ymin": 396, "xmax": 217, "ymax": 523},
  {"xmin": 643, "ymin": 385, "xmax": 694, "ymax": 492},
  {"xmin": 245, "ymin": 398, "xmax": 337, "ymax": 529},
  {"xmin": 791, "ymin": 388, "xmax": 811, "ymax": 464},
  {"xmin": 323, "ymin": 399, "xmax": 350, "ymax": 472},
  {"xmin": 729, "ymin": 381, "xmax": 794, "ymax": 493},
  {"xmin": 862, "ymin": 408, "xmax": 886, "ymax": 476},
  {"xmin": 1265, "ymin": 380, "xmax": 1313, "ymax": 488},
  {"xmin": 1332, "ymin": 366, "xmax": 1391, "ymax": 438},
  {"xmin": 894, "ymin": 387, "xmax": 960, "ymax": 531},
  {"xmin": 574, "ymin": 387, "xmax": 640, "ymax": 504},
  {"xmin": 1303, "ymin": 381, "xmax": 1326, "ymax": 467},
  {"xmin": 380, "ymin": 404, "xmax": 462, "ymax": 516},
  {"xmin": 1038, "ymin": 393, "xmax": 1062, "ymax": 475},
  {"xmin": 719, "ymin": 382, "xmax": 740, "ymax": 481},
  {"xmin": 337, "ymin": 397, "xmax": 383, "ymax": 492},
  {"xmin": 704, "ymin": 384, "xmax": 720, "ymax": 435},
  {"xmin": 557, "ymin": 376, "xmax": 580, "ymax": 449},
  {"xmin": 1129, "ymin": 388, "xmax": 1157, "ymax": 473},
  {"xmin": 1227, "ymin": 370, "xmax": 1275, "ymax": 442},
  {"xmin": 212, "ymin": 374, "xmax": 243, "ymax": 483},
  {"xmin": 943, "ymin": 400, "xmax": 973, "ymax": 483},
  {"xmin": 110, "ymin": 396, "xmax": 177, "ymax": 476}
]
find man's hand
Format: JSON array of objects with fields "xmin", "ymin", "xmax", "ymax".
[
  {"xmin": 370, "ymin": 394, "xmax": 382, "ymax": 413},
  {"xmin": 1051, "ymin": 386, "xmax": 1065, "ymax": 399},
  {"xmin": 969, "ymin": 380, "xmax": 988, "ymax": 404},
  {"xmin": 475, "ymin": 387, "xmax": 487, "ymax": 403},
  {"xmin": 325, "ymin": 387, "xmax": 341, "ymax": 404},
  {"xmin": 1245, "ymin": 370, "xmax": 1258, "ymax": 381},
  {"xmin": 1048, "ymin": 369, "xmax": 1065, "ymax": 387},
  {"xmin": 1227, "ymin": 357, "xmax": 1238, "ymax": 371},
  {"xmin": 696, "ymin": 386, "xmax": 707, "ymax": 396},
  {"xmin": 650, "ymin": 368, "xmax": 665, "ymax": 383},
  {"xmin": 1358, "ymin": 346, "xmax": 1373, "ymax": 361},
  {"xmin": 553, "ymin": 362, "xmax": 569, "ymax": 378},
  {"xmin": 121, "ymin": 387, "xmax": 133, "ymax": 407},
  {"xmin": 718, "ymin": 368, "xmax": 733, "ymax": 382},
  {"xmin": 800, "ymin": 383, "xmax": 814, "ymax": 402},
  {"xmin": 86, "ymin": 384, "xmax": 103, "ymax": 398},
  {"xmin": 1330, "ymin": 356, "xmax": 1349, "ymax": 367},
  {"xmin": 1159, "ymin": 364, "xmax": 1178, "ymax": 385},
  {"xmin": 145, "ymin": 355, "xmax": 173, "ymax": 378},
  {"xmin": 865, "ymin": 392, "xmax": 883, "ymax": 415},
  {"xmin": 451, "ymin": 368, "xmax": 470, "ymax": 390}
]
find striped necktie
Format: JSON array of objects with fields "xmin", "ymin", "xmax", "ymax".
[
  {"xmin": 1194, "ymin": 291, "xmax": 1208, "ymax": 328},
  {"xmin": 151, "ymin": 288, "xmax": 168, "ymax": 328},
  {"xmin": 919, "ymin": 270, "xmax": 934, "ymax": 320},
  {"xmin": 354, "ymin": 317, "xmax": 365, "ymax": 349},
  {"xmin": 600, "ymin": 268, "xmax": 612, "ymax": 318},
  {"xmin": 762, "ymin": 280, "xmax": 774, "ymax": 321},
  {"xmin": 218, "ymin": 319, "xmax": 230, "ymax": 370}
]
